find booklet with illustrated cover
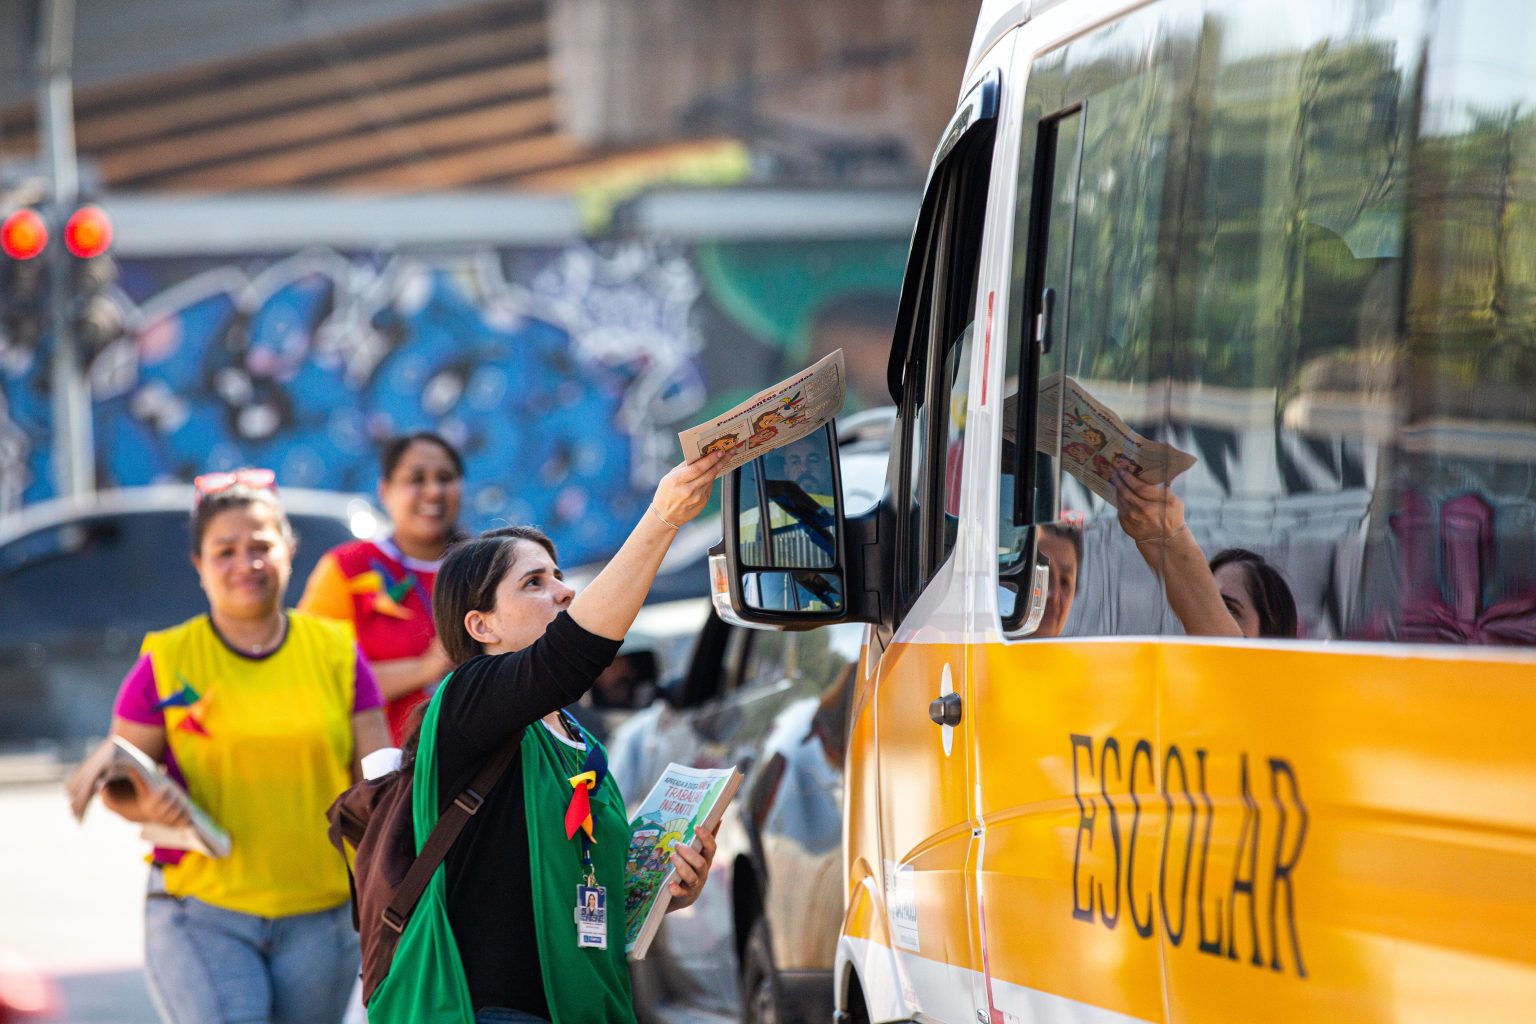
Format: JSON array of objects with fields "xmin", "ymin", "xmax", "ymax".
[
  {"xmin": 64, "ymin": 735, "xmax": 232, "ymax": 859},
  {"xmin": 624, "ymin": 762, "xmax": 742, "ymax": 960},
  {"xmin": 1006, "ymin": 374, "xmax": 1197, "ymax": 507},
  {"xmin": 676, "ymin": 349, "xmax": 845, "ymax": 473}
]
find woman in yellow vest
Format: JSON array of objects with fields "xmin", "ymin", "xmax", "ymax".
[{"xmin": 101, "ymin": 469, "xmax": 390, "ymax": 1024}]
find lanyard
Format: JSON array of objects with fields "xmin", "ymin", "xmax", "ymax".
[{"xmin": 558, "ymin": 712, "xmax": 608, "ymax": 885}]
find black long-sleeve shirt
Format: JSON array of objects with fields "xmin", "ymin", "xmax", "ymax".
[{"xmin": 433, "ymin": 611, "xmax": 622, "ymax": 1015}]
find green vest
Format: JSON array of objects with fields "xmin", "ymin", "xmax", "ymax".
[{"xmin": 367, "ymin": 681, "xmax": 636, "ymax": 1023}]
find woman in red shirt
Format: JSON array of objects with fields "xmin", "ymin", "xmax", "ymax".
[{"xmin": 300, "ymin": 432, "xmax": 463, "ymax": 741}]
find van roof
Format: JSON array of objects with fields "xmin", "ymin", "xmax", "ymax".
[{"xmin": 965, "ymin": 0, "xmax": 1069, "ymax": 83}]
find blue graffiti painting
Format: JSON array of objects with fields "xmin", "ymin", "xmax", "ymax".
[
  {"xmin": 1, "ymin": 243, "xmax": 710, "ymax": 566},
  {"xmin": 1, "ymin": 237, "xmax": 907, "ymax": 565}
]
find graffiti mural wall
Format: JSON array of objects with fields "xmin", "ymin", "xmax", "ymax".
[{"xmin": 0, "ymin": 238, "xmax": 903, "ymax": 565}]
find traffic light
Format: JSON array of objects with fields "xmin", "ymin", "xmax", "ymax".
[
  {"xmin": 64, "ymin": 205, "xmax": 112, "ymax": 259},
  {"xmin": 65, "ymin": 204, "xmax": 121, "ymax": 354},
  {"xmin": 2, "ymin": 207, "xmax": 48, "ymax": 260},
  {"xmin": 1, "ymin": 206, "xmax": 50, "ymax": 350}
]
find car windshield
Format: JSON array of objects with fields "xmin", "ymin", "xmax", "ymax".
[{"xmin": 0, "ymin": 509, "xmax": 357, "ymax": 641}]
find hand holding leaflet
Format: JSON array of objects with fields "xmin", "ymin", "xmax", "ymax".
[
  {"xmin": 677, "ymin": 350, "xmax": 846, "ymax": 473},
  {"xmin": 64, "ymin": 735, "xmax": 231, "ymax": 858},
  {"xmin": 1008, "ymin": 375, "xmax": 1196, "ymax": 506},
  {"xmin": 623, "ymin": 762, "xmax": 742, "ymax": 959}
]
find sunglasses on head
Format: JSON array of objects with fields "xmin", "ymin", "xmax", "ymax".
[{"xmin": 193, "ymin": 467, "xmax": 278, "ymax": 506}]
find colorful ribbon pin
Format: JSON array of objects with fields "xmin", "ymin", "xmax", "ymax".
[
  {"xmin": 563, "ymin": 739, "xmax": 609, "ymax": 841},
  {"xmin": 370, "ymin": 559, "xmax": 418, "ymax": 604},
  {"xmin": 158, "ymin": 675, "xmax": 212, "ymax": 736},
  {"xmin": 153, "ymin": 678, "xmax": 200, "ymax": 710}
]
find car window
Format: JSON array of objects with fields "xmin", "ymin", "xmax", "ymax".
[
  {"xmin": 736, "ymin": 620, "xmax": 866, "ymax": 702},
  {"xmin": 738, "ymin": 629, "xmax": 796, "ymax": 696},
  {"xmin": 841, "ymin": 448, "xmax": 890, "ymax": 518},
  {"xmin": 0, "ymin": 510, "xmax": 356, "ymax": 641}
]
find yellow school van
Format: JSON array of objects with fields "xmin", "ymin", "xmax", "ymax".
[{"xmin": 709, "ymin": 0, "xmax": 1536, "ymax": 1021}]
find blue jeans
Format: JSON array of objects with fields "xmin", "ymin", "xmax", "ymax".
[
  {"xmin": 475, "ymin": 1012, "xmax": 548, "ymax": 1023},
  {"xmin": 143, "ymin": 869, "xmax": 359, "ymax": 1024}
]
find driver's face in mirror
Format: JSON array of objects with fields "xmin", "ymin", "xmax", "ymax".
[
  {"xmin": 783, "ymin": 446, "xmax": 832, "ymax": 496},
  {"xmin": 1034, "ymin": 523, "xmax": 1081, "ymax": 638}
]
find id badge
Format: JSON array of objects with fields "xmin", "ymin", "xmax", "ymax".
[{"xmin": 574, "ymin": 884, "xmax": 607, "ymax": 949}]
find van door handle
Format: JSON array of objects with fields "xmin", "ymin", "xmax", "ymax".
[
  {"xmin": 929, "ymin": 692, "xmax": 962, "ymax": 727},
  {"xmin": 1035, "ymin": 286, "xmax": 1056, "ymax": 355}
]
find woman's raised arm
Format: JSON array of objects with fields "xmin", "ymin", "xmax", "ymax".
[{"xmin": 567, "ymin": 452, "xmax": 724, "ymax": 640}]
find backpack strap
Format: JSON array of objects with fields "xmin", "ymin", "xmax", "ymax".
[{"xmin": 380, "ymin": 732, "xmax": 522, "ymax": 934}]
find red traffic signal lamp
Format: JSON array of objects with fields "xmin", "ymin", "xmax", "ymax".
[
  {"xmin": 1, "ymin": 208, "xmax": 48, "ymax": 261},
  {"xmin": 64, "ymin": 205, "xmax": 112, "ymax": 259}
]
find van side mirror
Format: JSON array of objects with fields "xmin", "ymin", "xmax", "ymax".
[
  {"xmin": 999, "ymin": 554, "xmax": 1050, "ymax": 637},
  {"xmin": 712, "ymin": 423, "xmax": 883, "ymax": 629}
]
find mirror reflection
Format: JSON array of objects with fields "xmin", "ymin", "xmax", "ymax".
[
  {"xmin": 743, "ymin": 570, "xmax": 844, "ymax": 615},
  {"xmin": 738, "ymin": 431, "xmax": 838, "ymax": 570},
  {"xmin": 995, "ymin": 0, "xmax": 1536, "ymax": 646}
]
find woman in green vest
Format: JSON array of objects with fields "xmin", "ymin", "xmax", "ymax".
[{"xmin": 375, "ymin": 451, "xmax": 725, "ymax": 1024}]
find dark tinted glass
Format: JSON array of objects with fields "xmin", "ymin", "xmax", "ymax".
[{"xmin": 898, "ymin": 112, "xmax": 993, "ymax": 619}]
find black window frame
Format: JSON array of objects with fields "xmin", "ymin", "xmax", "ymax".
[{"xmin": 887, "ymin": 72, "xmax": 1000, "ymax": 625}]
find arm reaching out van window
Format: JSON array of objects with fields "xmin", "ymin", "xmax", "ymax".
[{"xmin": 1112, "ymin": 471, "xmax": 1244, "ymax": 639}]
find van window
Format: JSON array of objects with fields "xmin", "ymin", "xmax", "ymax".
[
  {"xmin": 1002, "ymin": 2, "xmax": 1186, "ymax": 637},
  {"xmin": 893, "ymin": 100, "xmax": 995, "ymax": 622},
  {"xmin": 998, "ymin": 107, "xmax": 1079, "ymax": 579},
  {"xmin": 1001, "ymin": 0, "xmax": 1536, "ymax": 644}
]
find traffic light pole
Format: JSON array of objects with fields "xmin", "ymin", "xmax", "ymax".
[{"xmin": 37, "ymin": 0, "xmax": 94, "ymax": 498}]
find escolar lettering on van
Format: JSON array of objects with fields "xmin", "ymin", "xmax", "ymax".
[{"xmin": 1068, "ymin": 734, "xmax": 1309, "ymax": 979}]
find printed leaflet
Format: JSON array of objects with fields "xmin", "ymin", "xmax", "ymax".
[
  {"xmin": 677, "ymin": 350, "xmax": 845, "ymax": 472},
  {"xmin": 624, "ymin": 762, "xmax": 742, "ymax": 960},
  {"xmin": 64, "ymin": 735, "xmax": 232, "ymax": 859}
]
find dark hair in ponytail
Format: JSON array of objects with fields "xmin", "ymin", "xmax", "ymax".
[
  {"xmin": 401, "ymin": 525, "xmax": 558, "ymax": 770},
  {"xmin": 430, "ymin": 526, "xmax": 559, "ymax": 666}
]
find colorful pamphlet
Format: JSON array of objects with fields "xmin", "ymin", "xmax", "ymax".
[
  {"xmin": 1007, "ymin": 375, "xmax": 1197, "ymax": 506},
  {"xmin": 624, "ymin": 762, "xmax": 742, "ymax": 959},
  {"xmin": 677, "ymin": 349, "xmax": 846, "ymax": 472}
]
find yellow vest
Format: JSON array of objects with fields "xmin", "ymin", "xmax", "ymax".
[{"xmin": 142, "ymin": 612, "xmax": 358, "ymax": 917}]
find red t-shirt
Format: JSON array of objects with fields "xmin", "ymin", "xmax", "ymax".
[{"xmin": 298, "ymin": 537, "xmax": 441, "ymax": 742}]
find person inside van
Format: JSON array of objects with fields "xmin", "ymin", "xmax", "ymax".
[
  {"xmin": 1112, "ymin": 470, "xmax": 1298, "ymax": 639},
  {"xmin": 1033, "ymin": 520, "xmax": 1083, "ymax": 637},
  {"xmin": 783, "ymin": 444, "xmax": 833, "ymax": 498}
]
